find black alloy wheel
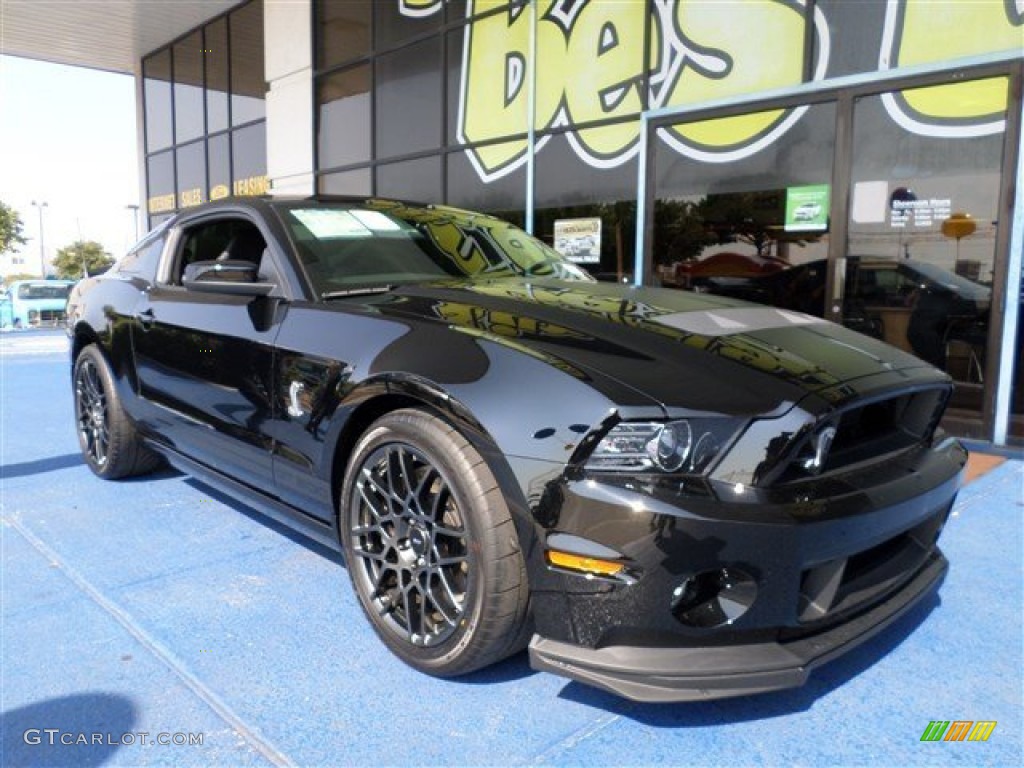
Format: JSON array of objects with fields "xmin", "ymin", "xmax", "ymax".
[
  {"xmin": 341, "ymin": 409, "xmax": 530, "ymax": 676},
  {"xmin": 350, "ymin": 442, "xmax": 470, "ymax": 647},
  {"xmin": 73, "ymin": 345, "xmax": 160, "ymax": 479},
  {"xmin": 75, "ymin": 353, "xmax": 110, "ymax": 469}
]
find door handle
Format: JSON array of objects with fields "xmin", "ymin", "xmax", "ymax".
[{"xmin": 134, "ymin": 308, "xmax": 155, "ymax": 330}]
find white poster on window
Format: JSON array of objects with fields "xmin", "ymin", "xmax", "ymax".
[{"xmin": 553, "ymin": 218, "xmax": 602, "ymax": 264}]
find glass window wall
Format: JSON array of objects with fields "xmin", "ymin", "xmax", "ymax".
[
  {"xmin": 847, "ymin": 79, "xmax": 1008, "ymax": 428},
  {"xmin": 230, "ymin": 0, "xmax": 266, "ymax": 127},
  {"xmin": 173, "ymin": 31, "xmax": 205, "ymax": 145},
  {"xmin": 374, "ymin": 38, "xmax": 443, "ymax": 159},
  {"xmin": 318, "ymin": 65, "xmax": 372, "ymax": 170},
  {"xmin": 144, "ymin": 50, "xmax": 173, "ymax": 153},
  {"xmin": 653, "ymin": 103, "xmax": 837, "ymax": 294},
  {"xmin": 142, "ymin": 0, "xmax": 267, "ymax": 223}
]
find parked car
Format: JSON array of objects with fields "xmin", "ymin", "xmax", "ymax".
[
  {"xmin": 66, "ymin": 198, "xmax": 965, "ymax": 702},
  {"xmin": 793, "ymin": 201, "xmax": 822, "ymax": 221},
  {"xmin": 0, "ymin": 279, "xmax": 75, "ymax": 328},
  {"xmin": 705, "ymin": 257, "xmax": 991, "ymax": 365},
  {"xmin": 673, "ymin": 251, "xmax": 787, "ymax": 289}
]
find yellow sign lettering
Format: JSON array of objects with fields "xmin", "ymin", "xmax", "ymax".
[
  {"xmin": 459, "ymin": 2, "xmax": 532, "ymax": 179},
  {"xmin": 147, "ymin": 194, "xmax": 176, "ymax": 214},
  {"xmin": 562, "ymin": 1, "xmax": 646, "ymax": 161},
  {"xmin": 656, "ymin": 0, "xmax": 813, "ymax": 159},
  {"xmin": 399, "ymin": 0, "xmax": 442, "ymax": 18},
  {"xmin": 179, "ymin": 187, "xmax": 203, "ymax": 208},
  {"xmin": 881, "ymin": 0, "xmax": 1018, "ymax": 136},
  {"xmin": 232, "ymin": 175, "xmax": 270, "ymax": 197},
  {"xmin": 439, "ymin": 1, "xmax": 1015, "ymax": 181},
  {"xmin": 459, "ymin": 1, "xmax": 823, "ymax": 178}
]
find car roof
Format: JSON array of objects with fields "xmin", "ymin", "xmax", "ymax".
[{"xmin": 161, "ymin": 195, "xmax": 506, "ymax": 227}]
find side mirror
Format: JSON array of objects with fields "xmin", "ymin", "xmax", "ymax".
[{"xmin": 182, "ymin": 259, "xmax": 276, "ymax": 296}]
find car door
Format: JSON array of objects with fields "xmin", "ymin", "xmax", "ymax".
[{"xmin": 130, "ymin": 211, "xmax": 287, "ymax": 491}]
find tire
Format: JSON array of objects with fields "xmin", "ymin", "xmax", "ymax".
[
  {"xmin": 340, "ymin": 408, "xmax": 530, "ymax": 677},
  {"xmin": 73, "ymin": 344, "xmax": 161, "ymax": 479}
]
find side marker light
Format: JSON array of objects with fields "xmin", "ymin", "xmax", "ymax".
[{"xmin": 547, "ymin": 550, "xmax": 624, "ymax": 576}]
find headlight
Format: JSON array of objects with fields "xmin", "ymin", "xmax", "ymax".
[{"xmin": 585, "ymin": 419, "xmax": 743, "ymax": 474}]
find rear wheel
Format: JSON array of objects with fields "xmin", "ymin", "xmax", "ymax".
[
  {"xmin": 340, "ymin": 409, "xmax": 530, "ymax": 676},
  {"xmin": 73, "ymin": 344, "xmax": 160, "ymax": 479}
]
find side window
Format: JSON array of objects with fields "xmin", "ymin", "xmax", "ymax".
[
  {"xmin": 861, "ymin": 267, "xmax": 899, "ymax": 306},
  {"xmin": 171, "ymin": 218, "xmax": 271, "ymax": 286},
  {"xmin": 855, "ymin": 268, "xmax": 885, "ymax": 305},
  {"xmin": 114, "ymin": 236, "xmax": 166, "ymax": 279},
  {"xmin": 888, "ymin": 270, "xmax": 920, "ymax": 305}
]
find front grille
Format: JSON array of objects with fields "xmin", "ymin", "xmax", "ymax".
[
  {"xmin": 35, "ymin": 309, "xmax": 66, "ymax": 327},
  {"xmin": 780, "ymin": 386, "xmax": 948, "ymax": 482}
]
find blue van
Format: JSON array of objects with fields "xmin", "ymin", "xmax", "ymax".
[{"xmin": 0, "ymin": 280, "xmax": 75, "ymax": 328}]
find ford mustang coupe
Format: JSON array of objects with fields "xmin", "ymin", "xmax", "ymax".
[{"xmin": 67, "ymin": 197, "xmax": 966, "ymax": 702}]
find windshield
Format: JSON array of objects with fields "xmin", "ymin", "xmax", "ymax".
[
  {"xmin": 16, "ymin": 282, "xmax": 72, "ymax": 300},
  {"xmin": 905, "ymin": 260, "xmax": 991, "ymax": 300},
  {"xmin": 274, "ymin": 200, "xmax": 592, "ymax": 296}
]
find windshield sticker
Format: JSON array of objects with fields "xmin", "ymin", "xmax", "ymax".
[
  {"xmin": 292, "ymin": 209, "xmax": 372, "ymax": 239},
  {"xmin": 350, "ymin": 210, "xmax": 404, "ymax": 231}
]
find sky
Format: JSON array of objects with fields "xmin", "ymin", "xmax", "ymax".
[{"xmin": 0, "ymin": 55, "xmax": 139, "ymax": 277}]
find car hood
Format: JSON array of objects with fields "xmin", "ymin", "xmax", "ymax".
[{"xmin": 372, "ymin": 278, "xmax": 934, "ymax": 416}]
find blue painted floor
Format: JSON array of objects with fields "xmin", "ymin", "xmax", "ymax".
[{"xmin": 1, "ymin": 330, "xmax": 1021, "ymax": 767}]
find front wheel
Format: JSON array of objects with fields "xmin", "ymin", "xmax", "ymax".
[
  {"xmin": 340, "ymin": 409, "xmax": 530, "ymax": 677},
  {"xmin": 73, "ymin": 344, "xmax": 160, "ymax": 479}
]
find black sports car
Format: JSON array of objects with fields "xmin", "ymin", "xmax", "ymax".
[{"xmin": 66, "ymin": 197, "xmax": 966, "ymax": 702}]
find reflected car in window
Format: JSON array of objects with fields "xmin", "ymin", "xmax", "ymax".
[
  {"xmin": 793, "ymin": 202, "xmax": 823, "ymax": 221},
  {"xmin": 705, "ymin": 257, "xmax": 991, "ymax": 365},
  {"xmin": 66, "ymin": 198, "xmax": 966, "ymax": 702},
  {"xmin": 672, "ymin": 250, "xmax": 787, "ymax": 290}
]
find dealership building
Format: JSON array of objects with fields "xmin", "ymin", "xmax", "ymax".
[{"xmin": 4, "ymin": 0, "xmax": 1023, "ymax": 446}]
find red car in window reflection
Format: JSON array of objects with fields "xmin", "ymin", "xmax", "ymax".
[{"xmin": 674, "ymin": 251, "xmax": 787, "ymax": 289}]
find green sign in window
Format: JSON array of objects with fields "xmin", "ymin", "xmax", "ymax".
[{"xmin": 785, "ymin": 184, "xmax": 830, "ymax": 232}]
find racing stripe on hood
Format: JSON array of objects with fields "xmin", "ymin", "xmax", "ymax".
[{"xmin": 650, "ymin": 307, "xmax": 826, "ymax": 336}]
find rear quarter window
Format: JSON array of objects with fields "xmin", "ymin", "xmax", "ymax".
[{"xmin": 113, "ymin": 236, "xmax": 165, "ymax": 280}]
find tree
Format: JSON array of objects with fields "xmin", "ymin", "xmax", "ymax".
[
  {"xmin": 652, "ymin": 199, "xmax": 715, "ymax": 266},
  {"xmin": 52, "ymin": 240, "xmax": 114, "ymax": 279},
  {"xmin": 697, "ymin": 191, "xmax": 823, "ymax": 257},
  {"xmin": 0, "ymin": 201, "xmax": 28, "ymax": 256},
  {"xmin": 2, "ymin": 272, "xmax": 37, "ymax": 286}
]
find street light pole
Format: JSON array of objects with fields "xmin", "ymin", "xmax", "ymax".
[
  {"xmin": 125, "ymin": 204, "xmax": 140, "ymax": 243},
  {"xmin": 30, "ymin": 200, "xmax": 48, "ymax": 277}
]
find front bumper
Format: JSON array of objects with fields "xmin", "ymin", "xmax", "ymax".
[
  {"xmin": 522, "ymin": 437, "xmax": 965, "ymax": 702},
  {"xmin": 529, "ymin": 549, "xmax": 946, "ymax": 702}
]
